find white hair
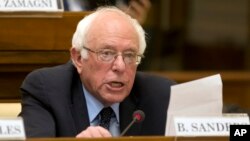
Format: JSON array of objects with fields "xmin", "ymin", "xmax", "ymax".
[{"xmin": 71, "ymin": 6, "xmax": 146, "ymax": 60}]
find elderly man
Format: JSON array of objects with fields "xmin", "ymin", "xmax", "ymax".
[{"xmin": 19, "ymin": 6, "xmax": 175, "ymax": 138}]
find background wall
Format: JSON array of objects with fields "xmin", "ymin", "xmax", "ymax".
[{"xmin": 139, "ymin": 0, "xmax": 250, "ymax": 71}]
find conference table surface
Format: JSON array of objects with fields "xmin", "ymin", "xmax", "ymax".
[{"xmin": 25, "ymin": 136, "xmax": 229, "ymax": 141}]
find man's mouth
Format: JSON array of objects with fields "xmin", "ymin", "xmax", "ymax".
[{"xmin": 109, "ymin": 81, "xmax": 124, "ymax": 88}]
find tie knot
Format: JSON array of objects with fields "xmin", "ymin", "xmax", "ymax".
[{"xmin": 99, "ymin": 107, "xmax": 113, "ymax": 130}]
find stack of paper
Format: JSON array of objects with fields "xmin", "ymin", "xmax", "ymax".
[{"xmin": 165, "ymin": 74, "xmax": 223, "ymax": 136}]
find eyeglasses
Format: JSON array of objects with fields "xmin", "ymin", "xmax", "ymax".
[{"xmin": 82, "ymin": 46, "xmax": 144, "ymax": 65}]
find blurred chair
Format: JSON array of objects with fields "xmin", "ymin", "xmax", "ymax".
[{"xmin": 0, "ymin": 103, "xmax": 21, "ymax": 117}]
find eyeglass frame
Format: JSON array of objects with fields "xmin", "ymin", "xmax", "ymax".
[{"xmin": 81, "ymin": 46, "xmax": 144, "ymax": 65}]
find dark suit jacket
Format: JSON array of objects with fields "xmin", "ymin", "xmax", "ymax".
[{"xmin": 19, "ymin": 62, "xmax": 175, "ymax": 137}]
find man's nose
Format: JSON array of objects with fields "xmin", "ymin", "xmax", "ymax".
[{"xmin": 111, "ymin": 55, "xmax": 126, "ymax": 72}]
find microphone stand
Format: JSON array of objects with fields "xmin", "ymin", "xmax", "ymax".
[{"xmin": 120, "ymin": 117, "xmax": 137, "ymax": 136}]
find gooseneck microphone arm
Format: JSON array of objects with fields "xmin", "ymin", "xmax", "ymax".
[
  {"xmin": 120, "ymin": 116, "xmax": 137, "ymax": 136},
  {"xmin": 120, "ymin": 110, "xmax": 145, "ymax": 136}
]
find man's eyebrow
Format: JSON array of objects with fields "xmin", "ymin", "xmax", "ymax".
[
  {"xmin": 99, "ymin": 44, "xmax": 138, "ymax": 52},
  {"xmin": 99, "ymin": 45, "xmax": 115, "ymax": 50},
  {"xmin": 124, "ymin": 48, "xmax": 138, "ymax": 52}
]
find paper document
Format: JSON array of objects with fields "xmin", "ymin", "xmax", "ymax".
[{"xmin": 165, "ymin": 74, "xmax": 223, "ymax": 136}]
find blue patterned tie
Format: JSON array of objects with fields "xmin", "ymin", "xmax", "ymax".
[{"xmin": 99, "ymin": 107, "xmax": 113, "ymax": 130}]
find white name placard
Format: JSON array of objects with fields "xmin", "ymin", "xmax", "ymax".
[
  {"xmin": 0, "ymin": 0, "xmax": 59, "ymax": 11},
  {"xmin": 0, "ymin": 117, "xmax": 25, "ymax": 140},
  {"xmin": 174, "ymin": 114, "xmax": 250, "ymax": 136}
]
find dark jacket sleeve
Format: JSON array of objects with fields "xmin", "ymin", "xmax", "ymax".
[
  {"xmin": 19, "ymin": 69, "xmax": 56, "ymax": 137},
  {"xmin": 19, "ymin": 62, "xmax": 78, "ymax": 138}
]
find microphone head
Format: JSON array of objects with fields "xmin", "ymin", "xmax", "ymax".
[{"xmin": 133, "ymin": 110, "xmax": 145, "ymax": 123}]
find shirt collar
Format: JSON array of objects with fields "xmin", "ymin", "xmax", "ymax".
[{"xmin": 82, "ymin": 85, "xmax": 120, "ymax": 123}]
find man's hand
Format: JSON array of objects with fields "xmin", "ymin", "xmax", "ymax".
[
  {"xmin": 76, "ymin": 126, "xmax": 112, "ymax": 138},
  {"xmin": 119, "ymin": 0, "xmax": 152, "ymax": 24}
]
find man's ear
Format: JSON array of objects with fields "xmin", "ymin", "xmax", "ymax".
[{"xmin": 70, "ymin": 47, "xmax": 83, "ymax": 73}]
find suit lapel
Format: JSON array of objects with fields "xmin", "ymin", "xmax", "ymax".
[
  {"xmin": 70, "ymin": 72, "xmax": 90, "ymax": 133},
  {"xmin": 119, "ymin": 92, "xmax": 142, "ymax": 136}
]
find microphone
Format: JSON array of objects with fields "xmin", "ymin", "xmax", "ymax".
[{"xmin": 120, "ymin": 110, "xmax": 145, "ymax": 136}]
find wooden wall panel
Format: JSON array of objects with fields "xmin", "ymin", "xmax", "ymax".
[{"xmin": 0, "ymin": 12, "xmax": 89, "ymax": 101}]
